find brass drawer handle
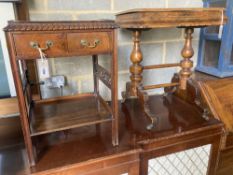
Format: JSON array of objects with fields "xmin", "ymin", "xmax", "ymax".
[
  {"xmin": 30, "ymin": 40, "xmax": 53, "ymax": 51},
  {"xmin": 80, "ymin": 39, "xmax": 100, "ymax": 48}
]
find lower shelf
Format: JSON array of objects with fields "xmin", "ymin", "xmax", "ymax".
[{"xmin": 30, "ymin": 94, "xmax": 112, "ymax": 136}]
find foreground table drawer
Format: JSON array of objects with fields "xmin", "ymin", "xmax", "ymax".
[
  {"xmin": 13, "ymin": 33, "xmax": 66, "ymax": 59},
  {"xmin": 67, "ymin": 32, "xmax": 112, "ymax": 55}
]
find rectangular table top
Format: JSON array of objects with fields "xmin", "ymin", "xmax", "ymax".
[{"xmin": 116, "ymin": 8, "xmax": 227, "ymax": 29}]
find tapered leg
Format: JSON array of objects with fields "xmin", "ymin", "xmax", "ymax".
[
  {"xmin": 8, "ymin": 50, "xmax": 36, "ymax": 166},
  {"xmin": 112, "ymin": 30, "xmax": 119, "ymax": 146}
]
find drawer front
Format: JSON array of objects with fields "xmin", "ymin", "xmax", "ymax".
[
  {"xmin": 13, "ymin": 33, "xmax": 66, "ymax": 59},
  {"xmin": 67, "ymin": 32, "xmax": 112, "ymax": 55}
]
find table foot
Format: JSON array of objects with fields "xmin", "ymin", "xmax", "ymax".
[
  {"xmin": 137, "ymin": 85, "xmax": 157, "ymax": 130},
  {"xmin": 121, "ymin": 82, "xmax": 158, "ymax": 130}
]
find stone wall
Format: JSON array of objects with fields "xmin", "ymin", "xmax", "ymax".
[{"xmin": 28, "ymin": 0, "xmax": 203, "ymax": 99}]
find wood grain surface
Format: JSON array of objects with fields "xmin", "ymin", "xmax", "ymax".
[
  {"xmin": 0, "ymin": 97, "xmax": 19, "ymax": 117},
  {"xmin": 116, "ymin": 8, "xmax": 227, "ymax": 29}
]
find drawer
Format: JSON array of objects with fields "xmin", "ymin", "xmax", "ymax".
[
  {"xmin": 67, "ymin": 32, "xmax": 112, "ymax": 55},
  {"xmin": 13, "ymin": 33, "xmax": 66, "ymax": 59}
]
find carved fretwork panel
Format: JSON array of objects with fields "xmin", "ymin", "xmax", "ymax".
[{"xmin": 96, "ymin": 64, "xmax": 111, "ymax": 89}]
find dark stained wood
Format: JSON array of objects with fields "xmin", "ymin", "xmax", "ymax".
[
  {"xmin": 224, "ymin": 132, "xmax": 233, "ymax": 149},
  {"xmin": 182, "ymin": 71, "xmax": 233, "ymax": 150},
  {"xmin": 207, "ymin": 134, "xmax": 222, "ymax": 175},
  {"xmin": 217, "ymin": 148, "xmax": 233, "ymax": 175},
  {"xmin": 0, "ymin": 95, "xmax": 223, "ymax": 175},
  {"xmin": 5, "ymin": 20, "xmax": 119, "ymax": 166},
  {"xmin": 111, "ymin": 29, "xmax": 119, "ymax": 146},
  {"xmin": 0, "ymin": 116, "xmax": 23, "ymax": 148},
  {"xmin": 116, "ymin": 8, "xmax": 226, "ymax": 133},
  {"xmin": 116, "ymin": 8, "xmax": 227, "ymax": 29},
  {"xmin": 5, "ymin": 143, "xmax": 233, "ymax": 175},
  {"xmin": 199, "ymin": 78, "xmax": 233, "ymax": 131},
  {"xmin": 6, "ymin": 31, "xmax": 36, "ymax": 166},
  {"xmin": 30, "ymin": 95, "xmax": 112, "ymax": 136},
  {"xmin": 123, "ymin": 95, "xmax": 223, "ymax": 175}
]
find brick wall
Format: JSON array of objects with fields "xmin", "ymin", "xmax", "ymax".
[{"xmin": 28, "ymin": 0, "xmax": 203, "ymax": 99}]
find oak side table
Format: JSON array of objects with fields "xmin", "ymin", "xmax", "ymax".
[{"xmin": 116, "ymin": 8, "xmax": 227, "ymax": 129}]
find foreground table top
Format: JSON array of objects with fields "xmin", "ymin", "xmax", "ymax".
[
  {"xmin": 0, "ymin": 95, "xmax": 223, "ymax": 175},
  {"xmin": 116, "ymin": 8, "xmax": 227, "ymax": 29}
]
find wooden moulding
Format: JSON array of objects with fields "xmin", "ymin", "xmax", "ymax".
[
  {"xmin": 4, "ymin": 20, "xmax": 118, "ymax": 32},
  {"xmin": 116, "ymin": 8, "xmax": 227, "ymax": 29}
]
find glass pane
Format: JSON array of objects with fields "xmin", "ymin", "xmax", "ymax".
[
  {"xmin": 0, "ymin": 41, "xmax": 10, "ymax": 98},
  {"xmin": 205, "ymin": 0, "xmax": 226, "ymax": 34},
  {"xmin": 203, "ymin": 40, "xmax": 221, "ymax": 68},
  {"xmin": 208, "ymin": 0, "xmax": 226, "ymax": 7},
  {"xmin": 205, "ymin": 26, "xmax": 219, "ymax": 34},
  {"xmin": 230, "ymin": 45, "xmax": 233, "ymax": 64}
]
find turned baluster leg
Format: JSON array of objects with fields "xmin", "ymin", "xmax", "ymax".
[
  {"xmin": 129, "ymin": 30, "xmax": 143, "ymax": 96},
  {"xmin": 180, "ymin": 27, "xmax": 194, "ymax": 90}
]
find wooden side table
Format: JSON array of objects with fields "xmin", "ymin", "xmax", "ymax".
[
  {"xmin": 4, "ymin": 20, "xmax": 119, "ymax": 166},
  {"xmin": 116, "ymin": 8, "xmax": 227, "ymax": 129}
]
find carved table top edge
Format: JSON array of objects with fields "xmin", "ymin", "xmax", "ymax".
[{"xmin": 4, "ymin": 20, "xmax": 119, "ymax": 32}]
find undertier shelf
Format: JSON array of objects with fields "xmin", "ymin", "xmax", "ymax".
[{"xmin": 30, "ymin": 95, "xmax": 112, "ymax": 136}]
